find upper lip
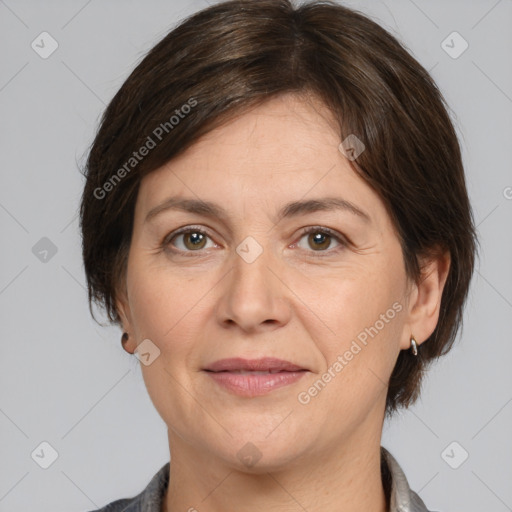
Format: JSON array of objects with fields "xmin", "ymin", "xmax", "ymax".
[{"xmin": 204, "ymin": 357, "xmax": 307, "ymax": 372}]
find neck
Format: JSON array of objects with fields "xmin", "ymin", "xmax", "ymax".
[{"xmin": 163, "ymin": 429, "xmax": 388, "ymax": 512}]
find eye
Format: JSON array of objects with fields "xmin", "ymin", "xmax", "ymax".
[
  {"xmin": 163, "ymin": 226, "xmax": 217, "ymax": 254},
  {"xmin": 294, "ymin": 226, "xmax": 347, "ymax": 255},
  {"xmin": 162, "ymin": 225, "xmax": 348, "ymax": 257}
]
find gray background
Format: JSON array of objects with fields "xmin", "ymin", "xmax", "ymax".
[{"xmin": 1, "ymin": 0, "xmax": 511, "ymax": 510}]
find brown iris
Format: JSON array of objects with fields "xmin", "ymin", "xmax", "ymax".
[
  {"xmin": 182, "ymin": 231, "xmax": 207, "ymax": 250},
  {"xmin": 308, "ymin": 232, "xmax": 331, "ymax": 251}
]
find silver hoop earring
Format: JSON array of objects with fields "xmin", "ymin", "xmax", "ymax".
[{"xmin": 410, "ymin": 335, "xmax": 418, "ymax": 356}]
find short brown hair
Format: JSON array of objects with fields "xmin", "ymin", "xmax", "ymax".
[{"xmin": 79, "ymin": 0, "xmax": 477, "ymax": 414}]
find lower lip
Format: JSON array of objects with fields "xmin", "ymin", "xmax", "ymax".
[{"xmin": 205, "ymin": 371, "xmax": 307, "ymax": 397}]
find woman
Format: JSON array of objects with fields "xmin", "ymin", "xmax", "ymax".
[{"xmin": 80, "ymin": 0, "xmax": 477, "ymax": 510}]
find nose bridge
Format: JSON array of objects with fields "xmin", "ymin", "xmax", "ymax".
[
  {"xmin": 232, "ymin": 233, "xmax": 274, "ymax": 301},
  {"xmin": 217, "ymin": 233, "xmax": 290, "ymax": 331}
]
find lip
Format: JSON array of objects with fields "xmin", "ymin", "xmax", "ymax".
[
  {"xmin": 203, "ymin": 357, "xmax": 308, "ymax": 397},
  {"xmin": 204, "ymin": 357, "xmax": 307, "ymax": 372}
]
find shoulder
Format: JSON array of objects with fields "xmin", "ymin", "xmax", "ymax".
[{"xmin": 86, "ymin": 462, "xmax": 170, "ymax": 512}]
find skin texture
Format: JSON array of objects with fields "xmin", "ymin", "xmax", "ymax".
[{"xmin": 117, "ymin": 93, "xmax": 450, "ymax": 512}]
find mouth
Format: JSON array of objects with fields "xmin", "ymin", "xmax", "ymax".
[
  {"xmin": 211, "ymin": 369, "xmax": 301, "ymax": 374},
  {"xmin": 203, "ymin": 357, "xmax": 309, "ymax": 397},
  {"xmin": 203, "ymin": 357, "xmax": 308, "ymax": 373}
]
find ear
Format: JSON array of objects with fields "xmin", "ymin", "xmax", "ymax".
[
  {"xmin": 400, "ymin": 248, "xmax": 451, "ymax": 350},
  {"xmin": 115, "ymin": 285, "xmax": 137, "ymax": 354}
]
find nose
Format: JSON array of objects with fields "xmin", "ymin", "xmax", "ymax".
[{"xmin": 215, "ymin": 240, "xmax": 292, "ymax": 334}]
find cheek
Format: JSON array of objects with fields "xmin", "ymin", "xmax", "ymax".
[
  {"xmin": 312, "ymin": 263, "xmax": 401, "ymax": 341},
  {"xmin": 125, "ymin": 268, "xmax": 206, "ymax": 425},
  {"xmin": 126, "ymin": 256, "xmax": 199, "ymax": 340},
  {"xmin": 306, "ymin": 259, "xmax": 405, "ymax": 388},
  {"xmin": 303, "ymin": 277, "xmax": 404, "ymax": 423}
]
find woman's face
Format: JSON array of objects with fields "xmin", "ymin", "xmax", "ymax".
[{"xmin": 118, "ymin": 93, "xmax": 429, "ymax": 470}]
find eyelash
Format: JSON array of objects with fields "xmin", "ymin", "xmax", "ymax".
[{"xmin": 162, "ymin": 225, "xmax": 348, "ymax": 258}]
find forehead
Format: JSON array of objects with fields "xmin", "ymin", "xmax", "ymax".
[{"xmin": 134, "ymin": 93, "xmax": 388, "ymax": 230}]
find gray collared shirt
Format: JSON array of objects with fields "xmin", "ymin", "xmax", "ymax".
[{"xmin": 88, "ymin": 446, "xmax": 436, "ymax": 512}]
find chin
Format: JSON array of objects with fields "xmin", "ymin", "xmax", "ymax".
[
  {"xmin": 228, "ymin": 447, "xmax": 304, "ymax": 474},
  {"xmin": 212, "ymin": 434, "xmax": 309, "ymax": 474}
]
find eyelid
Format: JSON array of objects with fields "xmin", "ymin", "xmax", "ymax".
[{"xmin": 163, "ymin": 224, "xmax": 212, "ymax": 242}]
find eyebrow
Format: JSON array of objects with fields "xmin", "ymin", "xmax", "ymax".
[{"xmin": 144, "ymin": 196, "xmax": 372, "ymax": 225}]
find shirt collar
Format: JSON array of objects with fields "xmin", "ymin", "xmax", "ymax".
[{"xmin": 381, "ymin": 446, "xmax": 431, "ymax": 512}]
